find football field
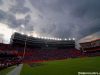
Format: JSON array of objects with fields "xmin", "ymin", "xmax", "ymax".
[{"xmin": 20, "ymin": 56, "xmax": 100, "ymax": 75}]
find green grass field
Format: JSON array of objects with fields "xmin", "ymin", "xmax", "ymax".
[{"xmin": 20, "ymin": 56, "xmax": 100, "ymax": 75}]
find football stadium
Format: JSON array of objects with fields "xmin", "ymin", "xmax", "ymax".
[
  {"xmin": 0, "ymin": 0, "xmax": 100, "ymax": 75},
  {"xmin": 0, "ymin": 32, "xmax": 100, "ymax": 75}
]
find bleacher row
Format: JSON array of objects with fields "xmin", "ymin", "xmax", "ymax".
[
  {"xmin": 15, "ymin": 47, "xmax": 100, "ymax": 63},
  {"xmin": 18, "ymin": 49, "xmax": 78, "ymax": 62},
  {"xmin": 15, "ymin": 49, "xmax": 100, "ymax": 63}
]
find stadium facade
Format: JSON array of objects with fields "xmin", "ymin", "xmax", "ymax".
[
  {"xmin": 80, "ymin": 39, "xmax": 100, "ymax": 53},
  {"xmin": 10, "ymin": 32, "xmax": 75, "ymax": 49}
]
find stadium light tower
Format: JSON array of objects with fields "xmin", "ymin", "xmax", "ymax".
[
  {"xmin": 52, "ymin": 38, "xmax": 54, "ymax": 40},
  {"xmin": 69, "ymin": 38, "xmax": 71, "ymax": 40},
  {"xmin": 73, "ymin": 38, "xmax": 75, "ymax": 40},
  {"xmin": 27, "ymin": 34, "xmax": 30, "ymax": 36},
  {"xmin": 22, "ymin": 35, "xmax": 28, "ymax": 59},
  {"xmin": 49, "ymin": 37, "xmax": 51, "ymax": 40},
  {"xmin": 44, "ymin": 37, "xmax": 47, "ymax": 39},
  {"xmin": 59, "ymin": 38, "xmax": 62, "ymax": 40},
  {"xmin": 64, "ymin": 38, "xmax": 67, "ymax": 40},
  {"xmin": 57, "ymin": 38, "xmax": 59, "ymax": 40},
  {"xmin": 21, "ymin": 32, "xmax": 24, "ymax": 35},
  {"xmin": 54, "ymin": 38, "xmax": 57, "ymax": 40}
]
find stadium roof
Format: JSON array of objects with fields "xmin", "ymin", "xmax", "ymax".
[{"xmin": 15, "ymin": 32, "xmax": 76, "ymax": 41}]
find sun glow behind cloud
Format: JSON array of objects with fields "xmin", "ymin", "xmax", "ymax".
[
  {"xmin": 32, "ymin": 31, "xmax": 38, "ymax": 37},
  {"xmin": 0, "ymin": 23, "xmax": 14, "ymax": 43},
  {"xmin": 79, "ymin": 31, "xmax": 100, "ymax": 43},
  {"xmin": 0, "ymin": 22, "xmax": 40, "ymax": 43}
]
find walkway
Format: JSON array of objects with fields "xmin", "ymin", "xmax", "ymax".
[{"xmin": 6, "ymin": 64, "xmax": 23, "ymax": 75}]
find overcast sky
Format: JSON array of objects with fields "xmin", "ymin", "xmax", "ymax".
[{"xmin": 0, "ymin": 0, "xmax": 100, "ymax": 43}]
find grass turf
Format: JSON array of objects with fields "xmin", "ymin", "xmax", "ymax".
[
  {"xmin": 0, "ymin": 66, "xmax": 15, "ymax": 75},
  {"xmin": 20, "ymin": 56, "xmax": 100, "ymax": 75}
]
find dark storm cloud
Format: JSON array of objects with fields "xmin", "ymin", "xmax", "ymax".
[
  {"xmin": 0, "ymin": 0, "xmax": 100, "ymax": 40},
  {"xmin": 0, "ymin": 0, "xmax": 3, "ymax": 5},
  {"xmin": 0, "ymin": 9, "xmax": 31, "ymax": 30},
  {"xmin": 10, "ymin": 6, "xmax": 30, "ymax": 14},
  {"xmin": 0, "ymin": 10, "xmax": 18, "ymax": 28},
  {"xmin": 24, "ymin": 15, "xmax": 31, "ymax": 25},
  {"xmin": 0, "ymin": 9, "xmax": 18, "ymax": 27},
  {"xmin": 15, "ymin": 0, "xmax": 26, "ymax": 6},
  {"xmin": 0, "ymin": 0, "xmax": 32, "ymax": 31},
  {"xmin": 69, "ymin": 0, "xmax": 100, "ymax": 37},
  {"xmin": 29, "ymin": 0, "xmax": 100, "ymax": 39},
  {"xmin": 28, "ymin": 0, "xmax": 80, "ymax": 38},
  {"xmin": 7, "ymin": 14, "xmax": 32, "ymax": 29},
  {"xmin": 0, "ymin": 10, "xmax": 7, "ymax": 20},
  {"xmin": 10, "ymin": 0, "xmax": 30, "ymax": 14}
]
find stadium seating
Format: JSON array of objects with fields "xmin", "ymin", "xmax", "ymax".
[
  {"xmin": 0, "ymin": 49, "xmax": 21, "ymax": 70},
  {"xmin": 15, "ymin": 48, "xmax": 82, "ymax": 62},
  {"xmin": 0, "ymin": 43, "xmax": 100, "ymax": 64}
]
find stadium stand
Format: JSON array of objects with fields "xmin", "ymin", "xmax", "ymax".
[
  {"xmin": 0, "ymin": 32, "xmax": 100, "ymax": 65},
  {"xmin": 80, "ymin": 39, "xmax": 100, "ymax": 57},
  {"xmin": 9, "ymin": 32, "xmax": 79, "ymax": 62},
  {"xmin": 0, "ymin": 44, "xmax": 22, "ymax": 70}
]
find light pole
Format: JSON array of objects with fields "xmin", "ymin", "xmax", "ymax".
[
  {"xmin": 22, "ymin": 36, "xmax": 27, "ymax": 59},
  {"xmin": 20, "ymin": 25, "xmax": 26, "ymax": 60}
]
